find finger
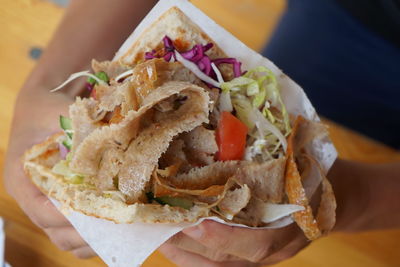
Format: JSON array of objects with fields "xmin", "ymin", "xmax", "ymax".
[
  {"xmin": 15, "ymin": 173, "xmax": 71, "ymax": 229},
  {"xmin": 261, "ymin": 231, "xmax": 309, "ymax": 266},
  {"xmin": 159, "ymin": 243, "xmax": 257, "ymax": 267},
  {"xmin": 167, "ymin": 232, "xmax": 241, "ymax": 262},
  {"xmin": 22, "ymin": 193, "xmax": 71, "ymax": 229},
  {"xmin": 182, "ymin": 220, "xmax": 294, "ymax": 263},
  {"xmin": 72, "ymin": 246, "xmax": 96, "ymax": 259},
  {"xmin": 9, "ymin": 170, "xmax": 71, "ymax": 230},
  {"xmin": 45, "ymin": 226, "xmax": 88, "ymax": 251}
]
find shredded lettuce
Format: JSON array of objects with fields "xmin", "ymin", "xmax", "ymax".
[
  {"xmin": 244, "ymin": 139, "xmax": 266, "ymax": 160},
  {"xmin": 220, "ymin": 66, "xmax": 291, "ymax": 160},
  {"xmin": 231, "ymin": 96, "xmax": 255, "ymax": 130},
  {"xmin": 66, "ymin": 152, "xmax": 73, "ymax": 161},
  {"xmin": 219, "ymin": 91, "xmax": 233, "ymax": 112},
  {"xmin": 50, "ymin": 70, "xmax": 107, "ymax": 92},
  {"xmin": 52, "ymin": 160, "xmax": 84, "ymax": 184},
  {"xmin": 246, "ymin": 81, "xmax": 259, "ymax": 96},
  {"xmin": 87, "ymin": 71, "xmax": 109, "ymax": 85},
  {"xmin": 244, "ymin": 67, "xmax": 291, "ymax": 134},
  {"xmin": 211, "ymin": 62, "xmax": 225, "ymax": 84},
  {"xmin": 221, "ymin": 77, "xmax": 254, "ymax": 93}
]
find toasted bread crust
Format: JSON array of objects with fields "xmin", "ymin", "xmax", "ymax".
[{"xmin": 24, "ymin": 153, "xmax": 209, "ymax": 224}]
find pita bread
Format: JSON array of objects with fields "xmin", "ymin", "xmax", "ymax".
[
  {"xmin": 119, "ymin": 7, "xmax": 227, "ymax": 64},
  {"xmin": 24, "ymin": 134, "xmax": 210, "ymax": 223}
]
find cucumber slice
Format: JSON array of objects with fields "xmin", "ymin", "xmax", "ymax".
[
  {"xmin": 52, "ymin": 160, "xmax": 84, "ymax": 184},
  {"xmin": 68, "ymin": 175, "xmax": 84, "ymax": 184},
  {"xmin": 65, "ymin": 130, "xmax": 73, "ymax": 139},
  {"xmin": 62, "ymin": 138, "xmax": 72, "ymax": 150},
  {"xmin": 156, "ymin": 196, "xmax": 194, "ymax": 210},
  {"xmin": 59, "ymin": 115, "xmax": 72, "ymax": 130},
  {"xmin": 145, "ymin": 192, "xmax": 193, "ymax": 210}
]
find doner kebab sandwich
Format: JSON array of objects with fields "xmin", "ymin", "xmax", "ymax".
[{"xmin": 23, "ymin": 6, "xmax": 336, "ymax": 241}]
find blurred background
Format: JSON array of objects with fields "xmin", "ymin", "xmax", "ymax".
[{"xmin": 0, "ymin": 0, "xmax": 399, "ymax": 266}]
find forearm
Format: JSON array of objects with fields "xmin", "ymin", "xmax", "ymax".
[
  {"xmin": 24, "ymin": 0, "xmax": 157, "ymax": 96},
  {"xmin": 10, "ymin": 0, "xmax": 157, "ymax": 157},
  {"xmin": 330, "ymin": 159, "xmax": 400, "ymax": 232}
]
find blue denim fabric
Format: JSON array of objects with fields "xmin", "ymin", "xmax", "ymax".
[{"xmin": 262, "ymin": 0, "xmax": 400, "ymax": 148}]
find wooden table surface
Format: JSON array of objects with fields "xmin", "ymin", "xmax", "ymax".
[{"xmin": 1, "ymin": 1, "xmax": 399, "ymax": 266}]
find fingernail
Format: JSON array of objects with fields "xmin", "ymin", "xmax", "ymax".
[{"xmin": 183, "ymin": 226, "xmax": 203, "ymax": 239}]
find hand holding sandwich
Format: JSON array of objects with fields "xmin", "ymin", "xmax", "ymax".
[
  {"xmin": 3, "ymin": 88, "xmax": 94, "ymax": 258},
  {"xmin": 158, "ymin": 159, "xmax": 400, "ymax": 267},
  {"xmin": 161, "ymin": 220, "xmax": 308, "ymax": 266},
  {"xmin": 3, "ymin": 0, "xmax": 156, "ymax": 259}
]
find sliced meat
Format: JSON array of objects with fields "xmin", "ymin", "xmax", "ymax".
[
  {"xmin": 184, "ymin": 151, "xmax": 215, "ymax": 167},
  {"xmin": 160, "ymin": 126, "xmax": 218, "ymax": 172},
  {"xmin": 159, "ymin": 139, "xmax": 190, "ymax": 172},
  {"xmin": 96, "ymin": 81, "xmax": 140, "ymax": 120},
  {"xmin": 167, "ymin": 157, "xmax": 286, "ymax": 203},
  {"xmin": 233, "ymin": 196, "xmax": 265, "ymax": 227},
  {"xmin": 217, "ymin": 184, "xmax": 251, "ymax": 219},
  {"xmin": 96, "ymin": 58, "xmax": 207, "ymax": 115},
  {"xmin": 96, "ymin": 147, "xmax": 124, "ymax": 190},
  {"xmin": 92, "ymin": 59, "xmax": 130, "ymax": 81},
  {"xmin": 181, "ymin": 126, "xmax": 218, "ymax": 167},
  {"xmin": 130, "ymin": 59, "xmax": 209, "ymax": 105},
  {"xmin": 117, "ymin": 81, "xmax": 210, "ymax": 203},
  {"xmin": 69, "ymin": 109, "xmax": 140, "ymax": 175},
  {"xmin": 96, "ymin": 83, "xmax": 124, "ymax": 112},
  {"xmin": 153, "ymin": 176, "xmax": 225, "ymax": 198},
  {"xmin": 70, "ymin": 81, "xmax": 205, "ymax": 176},
  {"xmin": 169, "ymin": 161, "xmax": 240, "ymax": 190},
  {"xmin": 181, "ymin": 126, "xmax": 218, "ymax": 155},
  {"xmin": 69, "ymin": 97, "xmax": 101, "ymax": 152},
  {"xmin": 234, "ymin": 158, "xmax": 286, "ymax": 203}
]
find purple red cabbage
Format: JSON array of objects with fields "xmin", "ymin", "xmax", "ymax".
[
  {"xmin": 59, "ymin": 142, "xmax": 69, "ymax": 159},
  {"xmin": 197, "ymin": 56, "xmax": 212, "ymax": 76},
  {"xmin": 181, "ymin": 43, "xmax": 213, "ymax": 62},
  {"xmin": 145, "ymin": 36, "xmax": 176, "ymax": 61},
  {"xmin": 163, "ymin": 35, "xmax": 174, "ymax": 50},
  {"xmin": 212, "ymin": 58, "xmax": 243, "ymax": 78},
  {"xmin": 85, "ymin": 82, "xmax": 94, "ymax": 92},
  {"xmin": 144, "ymin": 35, "xmax": 243, "ymax": 85}
]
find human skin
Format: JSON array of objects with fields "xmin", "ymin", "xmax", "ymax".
[
  {"xmin": 4, "ymin": 0, "xmax": 400, "ymax": 264},
  {"xmin": 3, "ymin": 0, "xmax": 158, "ymax": 258},
  {"xmin": 159, "ymin": 160, "xmax": 400, "ymax": 266}
]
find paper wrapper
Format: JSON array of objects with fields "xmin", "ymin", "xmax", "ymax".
[{"xmin": 52, "ymin": 0, "xmax": 337, "ymax": 266}]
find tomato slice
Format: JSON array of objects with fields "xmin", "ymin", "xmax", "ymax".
[
  {"xmin": 216, "ymin": 111, "xmax": 248, "ymax": 161},
  {"xmin": 90, "ymin": 88, "xmax": 97, "ymax": 99}
]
